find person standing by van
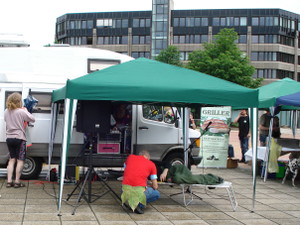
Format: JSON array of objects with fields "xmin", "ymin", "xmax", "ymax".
[
  {"xmin": 234, "ymin": 109, "xmax": 250, "ymax": 163},
  {"xmin": 4, "ymin": 92, "xmax": 35, "ymax": 188}
]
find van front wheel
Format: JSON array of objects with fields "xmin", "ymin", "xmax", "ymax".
[
  {"xmin": 165, "ymin": 152, "xmax": 191, "ymax": 169},
  {"xmin": 21, "ymin": 157, "xmax": 43, "ymax": 180},
  {"xmin": 165, "ymin": 153, "xmax": 184, "ymax": 166}
]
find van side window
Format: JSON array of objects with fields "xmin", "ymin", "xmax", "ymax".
[
  {"xmin": 142, "ymin": 105, "xmax": 163, "ymax": 121},
  {"xmin": 88, "ymin": 59, "xmax": 121, "ymax": 73},
  {"xmin": 30, "ymin": 92, "xmax": 52, "ymax": 113},
  {"xmin": 163, "ymin": 106, "xmax": 175, "ymax": 124}
]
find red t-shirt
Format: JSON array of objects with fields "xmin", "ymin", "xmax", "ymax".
[{"xmin": 122, "ymin": 154, "xmax": 157, "ymax": 187}]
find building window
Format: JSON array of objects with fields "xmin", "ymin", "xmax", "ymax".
[
  {"xmin": 238, "ymin": 35, "xmax": 247, "ymax": 43},
  {"xmin": 179, "ymin": 18, "xmax": 185, "ymax": 26},
  {"xmin": 87, "ymin": 20, "xmax": 93, "ymax": 29},
  {"xmin": 202, "ymin": 18, "xmax": 208, "ymax": 26},
  {"xmin": 252, "ymin": 35, "xmax": 279, "ymax": 44},
  {"xmin": 132, "ymin": 36, "xmax": 139, "ymax": 44},
  {"xmin": 97, "ymin": 36, "xmax": 128, "ymax": 45},
  {"xmin": 132, "ymin": 35, "xmax": 150, "ymax": 44},
  {"xmin": 173, "ymin": 17, "xmax": 209, "ymax": 27},
  {"xmin": 97, "ymin": 19, "xmax": 113, "ymax": 28},
  {"xmin": 252, "ymin": 17, "xmax": 259, "ymax": 26},
  {"xmin": 133, "ymin": 19, "xmax": 139, "ymax": 27},
  {"xmin": 179, "ymin": 51, "xmax": 191, "ymax": 61},
  {"xmin": 186, "ymin": 18, "xmax": 194, "ymax": 27},
  {"xmin": 252, "ymin": 35, "xmax": 258, "ymax": 43},
  {"xmin": 132, "ymin": 18, "xmax": 151, "ymax": 28},
  {"xmin": 241, "ymin": 17, "xmax": 247, "ymax": 26},
  {"xmin": 69, "ymin": 20, "xmax": 93, "ymax": 29},
  {"xmin": 81, "ymin": 20, "xmax": 87, "ymax": 29},
  {"xmin": 252, "ymin": 17, "xmax": 279, "ymax": 26},
  {"xmin": 212, "ymin": 18, "xmax": 219, "ymax": 26},
  {"xmin": 173, "ymin": 18, "xmax": 179, "ymax": 27},
  {"xmin": 131, "ymin": 52, "xmax": 150, "ymax": 59},
  {"xmin": 220, "ymin": 17, "xmax": 226, "ymax": 26},
  {"xmin": 251, "ymin": 51, "xmax": 294, "ymax": 63},
  {"xmin": 212, "ymin": 17, "xmax": 247, "ymax": 26},
  {"xmin": 279, "ymin": 35, "xmax": 294, "ymax": 46},
  {"xmin": 173, "ymin": 34, "xmax": 209, "ymax": 44},
  {"xmin": 280, "ymin": 17, "xmax": 296, "ymax": 31},
  {"xmin": 253, "ymin": 69, "xmax": 277, "ymax": 79},
  {"xmin": 253, "ymin": 69, "xmax": 294, "ymax": 79},
  {"xmin": 70, "ymin": 21, "xmax": 75, "ymax": 29},
  {"xmin": 251, "ymin": 52, "xmax": 258, "ymax": 61}
]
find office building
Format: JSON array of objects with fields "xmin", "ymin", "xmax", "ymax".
[{"xmin": 55, "ymin": 0, "xmax": 300, "ymax": 81}]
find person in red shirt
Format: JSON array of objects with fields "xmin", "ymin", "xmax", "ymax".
[{"xmin": 122, "ymin": 150, "xmax": 160, "ymax": 214}]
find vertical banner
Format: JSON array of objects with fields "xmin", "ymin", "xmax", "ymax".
[{"xmin": 198, "ymin": 106, "xmax": 231, "ymax": 168}]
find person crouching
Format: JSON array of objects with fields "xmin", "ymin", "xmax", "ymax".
[{"xmin": 121, "ymin": 150, "xmax": 160, "ymax": 214}]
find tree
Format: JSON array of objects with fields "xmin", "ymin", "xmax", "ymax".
[
  {"xmin": 155, "ymin": 46, "xmax": 182, "ymax": 67},
  {"xmin": 187, "ymin": 28, "xmax": 262, "ymax": 88}
]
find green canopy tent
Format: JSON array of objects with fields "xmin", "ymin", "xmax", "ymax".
[
  {"xmin": 51, "ymin": 58, "xmax": 259, "ymax": 214},
  {"xmin": 256, "ymin": 78, "xmax": 300, "ymax": 181},
  {"xmin": 258, "ymin": 78, "xmax": 300, "ymax": 108}
]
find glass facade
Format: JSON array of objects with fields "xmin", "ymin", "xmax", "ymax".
[
  {"xmin": 55, "ymin": 7, "xmax": 300, "ymax": 80},
  {"xmin": 151, "ymin": 0, "xmax": 171, "ymax": 58}
]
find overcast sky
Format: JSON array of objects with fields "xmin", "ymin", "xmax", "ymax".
[{"xmin": 0, "ymin": 0, "xmax": 299, "ymax": 47}]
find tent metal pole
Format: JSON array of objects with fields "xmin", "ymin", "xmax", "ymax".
[
  {"xmin": 183, "ymin": 107, "xmax": 190, "ymax": 167},
  {"xmin": 250, "ymin": 107, "xmax": 258, "ymax": 212},
  {"xmin": 57, "ymin": 99, "xmax": 77, "ymax": 215},
  {"xmin": 291, "ymin": 110, "xmax": 298, "ymax": 138},
  {"xmin": 263, "ymin": 106, "xmax": 274, "ymax": 182},
  {"xmin": 46, "ymin": 103, "xmax": 58, "ymax": 181}
]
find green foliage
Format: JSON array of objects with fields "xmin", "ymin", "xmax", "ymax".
[
  {"xmin": 187, "ymin": 28, "xmax": 262, "ymax": 88},
  {"xmin": 155, "ymin": 46, "xmax": 182, "ymax": 67}
]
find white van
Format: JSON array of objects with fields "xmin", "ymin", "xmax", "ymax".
[{"xmin": 0, "ymin": 46, "xmax": 201, "ymax": 179}]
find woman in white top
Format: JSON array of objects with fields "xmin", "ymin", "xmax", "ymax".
[{"xmin": 4, "ymin": 92, "xmax": 35, "ymax": 188}]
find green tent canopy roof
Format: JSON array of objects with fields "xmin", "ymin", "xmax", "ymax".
[
  {"xmin": 257, "ymin": 78, "xmax": 300, "ymax": 108},
  {"xmin": 52, "ymin": 58, "xmax": 258, "ymax": 108}
]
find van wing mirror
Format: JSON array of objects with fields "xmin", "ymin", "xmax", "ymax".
[
  {"xmin": 174, "ymin": 111, "xmax": 179, "ymax": 128},
  {"xmin": 175, "ymin": 119, "xmax": 179, "ymax": 128}
]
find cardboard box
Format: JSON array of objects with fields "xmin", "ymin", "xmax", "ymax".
[
  {"xmin": 97, "ymin": 143, "xmax": 120, "ymax": 154},
  {"xmin": 58, "ymin": 164, "xmax": 79, "ymax": 183},
  {"xmin": 227, "ymin": 158, "xmax": 238, "ymax": 168}
]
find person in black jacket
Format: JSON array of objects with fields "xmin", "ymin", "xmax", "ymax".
[{"xmin": 234, "ymin": 110, "xmax": 250, "ymax": 163}]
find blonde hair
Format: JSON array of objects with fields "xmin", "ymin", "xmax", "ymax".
[{"xmin": 6, "ymin": 92, "xmax": 22, "ymax": 110}]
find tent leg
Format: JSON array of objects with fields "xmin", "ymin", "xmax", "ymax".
[{"xmin": 249, "ymin": 107, "xmax": 258, "ymax": 213}]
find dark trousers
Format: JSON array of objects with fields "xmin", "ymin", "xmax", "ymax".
[{"xmin": 239, "ymin": 137, "xmax": 249, "ymax": 161}]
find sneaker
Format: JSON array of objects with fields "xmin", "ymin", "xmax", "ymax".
[
  {"xmin": 123, "ymin": 203, "xmax": 131, "ymax": 211},
  {"xmin": 134, "ymin": 206, "xmax": 144, "ymax": 214}
]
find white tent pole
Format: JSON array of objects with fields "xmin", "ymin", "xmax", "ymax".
[
  {"xmin": 57, "ymin": 99, "xmax": 77, "ymax": 215},
  {"xmin": 249, "ymin": 107, "xmax": 258, "ymax": 212},
  {"xmin": 291, "ymin": 110, "xmax": 297, "ymax": 138},
  {"xmin": 263, "ymin": 106, "xmax": 274, "ymax": 182},
  {"xmin": 183, "ymin": 107, "xmax": 190, "ymax": 167},
  {"xmin": 46, "ymin": 103, "xmax": 58, "ymax": 181}
]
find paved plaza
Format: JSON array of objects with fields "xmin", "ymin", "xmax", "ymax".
[
  {"xmin": 0, "ymin": 163, "xmax": 299, "ymax": 225},
  {"xmin": 0, "ymin": 128, "xmax": 299, "ymax": 225}
]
